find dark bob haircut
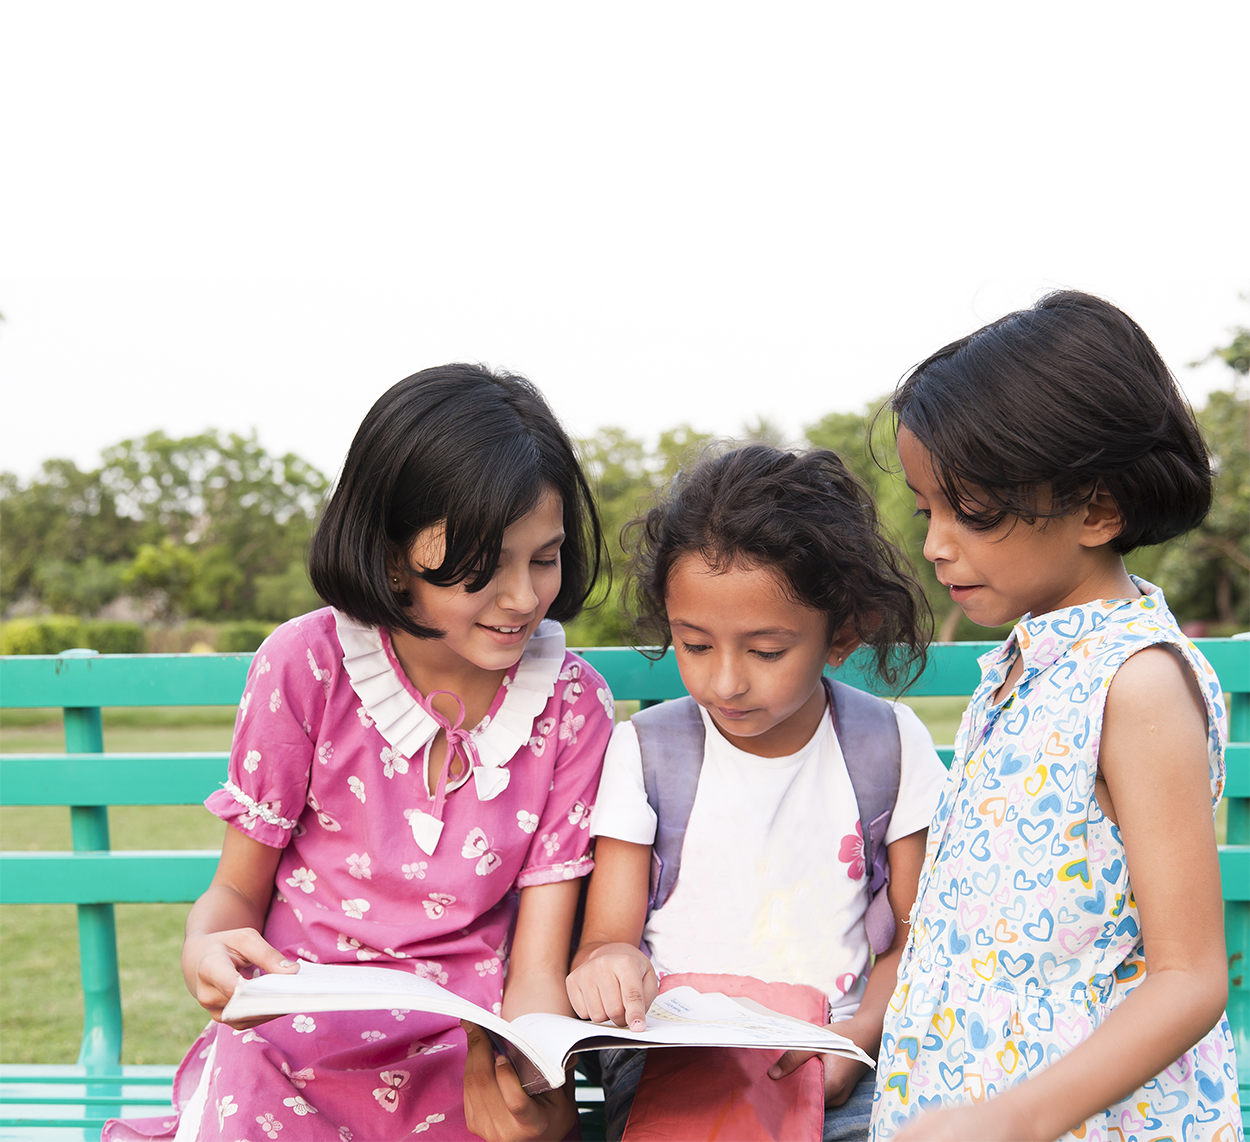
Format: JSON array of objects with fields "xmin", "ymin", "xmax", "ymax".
[
  {"xmin": 310, "ymin": 364, "xmax": 605, "ymax": 639},
  {"xmin": 627, "ymin": 444, "xmax": 930, "ymax": 692},
  {"xmin": 891, "ymin": 291, "xmax": 1211, "ymax": 553}
]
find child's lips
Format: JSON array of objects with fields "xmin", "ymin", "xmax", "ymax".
[
  {"xmin": 715, "ymin": 706, "xmax": 752, "ymax": 720},
  {"xmin": 478, "ymin": 621, "xmax": 529, "ymax": 644}
]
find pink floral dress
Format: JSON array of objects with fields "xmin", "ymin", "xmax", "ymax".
[{"xmin": 105, "ymin": 609, "xmax": 612, "ymax": 1142}]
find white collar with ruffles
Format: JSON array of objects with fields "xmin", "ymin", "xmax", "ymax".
[{"xmin": 333, "ymin": 610, "xmax": 565, "ymax": 849}]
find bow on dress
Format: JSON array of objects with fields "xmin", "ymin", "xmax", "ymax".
[{"xmin": 406, "ymin": 690, "xmax": 510, "ymax": 855}]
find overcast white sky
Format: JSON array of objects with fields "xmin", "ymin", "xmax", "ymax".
[{"xmin": 1, "ymin": 2, "xmax": 1247, "ymax": 484}]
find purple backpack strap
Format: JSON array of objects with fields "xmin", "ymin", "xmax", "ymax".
[
  {"xmin": 632, "ymin": 696, "xmax": 706, "ymax": 916},
  {"xmin": 827, "ymin": 679, "xmax": 902, "ymax": 954}
]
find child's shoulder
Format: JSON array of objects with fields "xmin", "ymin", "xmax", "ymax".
[
  {"xmin": 1071, "ymin": 588, "xmax": 1187, "ymax": 667},
  {"xmin": 252, "ymin": 606, "xmax": 339, "ymax": 663}
]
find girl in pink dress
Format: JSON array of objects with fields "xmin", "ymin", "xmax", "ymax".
[{"xmin": 105, "ymin": 365, "xmax": 614, "ymax": 1142}]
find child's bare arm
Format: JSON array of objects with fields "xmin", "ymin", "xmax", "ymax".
[
  {"xmin": 771, "ymin": 828, "xmax": 927, "ymax": 1106},
  {"xmin": 182, "ymin": 825, "xmax": 297, "ymax": 1025},
  {"xmin": 566, "ymin": 837, "xmax": 657, "ymax": 1030},
  {"xmin": 463, "ymin": 879, "xmax": 582, "ymax": 1142},
  {"xmin": 897, "ymin": 646, "xmax": 1227, "ymax": 1141}
]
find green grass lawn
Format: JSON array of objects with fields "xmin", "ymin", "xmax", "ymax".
[
  {"xmin": 0, "ymin": 710, "xmax": 233, "ymax": 1064},
  {"xmin": 0, "ymin": 699, "xmax": 969, "ymax": 1065}
]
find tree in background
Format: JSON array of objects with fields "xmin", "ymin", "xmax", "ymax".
[
  {"xmin": 3, "ymin": 359, "xmax": 1244, "ymax": 638},
  {"xmin": 1, "ymin": 430, "xmax": 326, "ymax": 622},
  {"xmin": 1, "ymin": 458, "xmax": 151, "ymax": 615},
  {"xmin": 564, "ymin": 424, "xmax": 712, "ymax": 647},
  {"xmin": 1129, "ymin": 320, "xmax": 1250, "ymax": 632}
]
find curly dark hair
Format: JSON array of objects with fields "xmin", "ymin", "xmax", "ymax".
[
  {"xmin": 626, "ymin": 444, "xmax": 930, "ymax": 692},
  {"xmin": 890, "ymin": 290, "xmax": 1211, "ymax": 552}
]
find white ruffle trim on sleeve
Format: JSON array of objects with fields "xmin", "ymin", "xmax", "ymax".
[{"xmin": 333, "ymin": 611, "xmax": 566, "ymax": 802}]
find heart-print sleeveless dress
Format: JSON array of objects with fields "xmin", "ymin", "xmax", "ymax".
[{"xmin": 872, "ymin": 579, "xmax": 1241, "ymax": 1142}]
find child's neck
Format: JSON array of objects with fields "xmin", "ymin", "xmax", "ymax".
[
  {"xmin": 390, "ymin": 630, "xmax": 509, "ymax": 728},
  {"xmin": 993, "ymin": 554, "xmax": 1140, "ymax": 702}
]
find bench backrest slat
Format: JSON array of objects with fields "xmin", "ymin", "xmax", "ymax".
[{"xmin": 2, "ymin": 640, "xmax": 1247, "ymax": 1084}]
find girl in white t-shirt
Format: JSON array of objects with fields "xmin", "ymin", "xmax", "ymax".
[{"xmin": 566, "ymin": 444, "xmax": 947, "ymax": 1141}]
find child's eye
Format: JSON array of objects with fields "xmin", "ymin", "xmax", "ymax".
[
  {"xmin": 752, "ymin": 650, "xmax": 785, "ymax": 661},
  {"xmin": 532, "ymin": 557, "xmax": 559, "ymax": 567},
  {"xmin": 680, "ymin": 642, "xmax": 711, "ymax": 655},
  {"xmin": 912, "ymin": 508, "xmax": 931, "ymax": 520}
]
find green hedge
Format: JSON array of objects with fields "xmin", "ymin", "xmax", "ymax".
[
  {"xmin": 0, "ymin": 617, "xmax": 146, "ymax": 655},
  {"xmin": 216, "ymin": 621, "xmax": 274, "ymax": 653}
]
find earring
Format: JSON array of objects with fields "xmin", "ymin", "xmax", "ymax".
[{"xmin": 392, "ymin": 576, "xmax": 400, "ymax": 586}]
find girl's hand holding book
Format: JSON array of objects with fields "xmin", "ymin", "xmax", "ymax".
[
  {"xmin": 461, "ymin": 1021, "xmax": 578, "ymax": 1142},
  {"xmin": 565, "ymin": 941, "xmax": 658, "ymax": 1031},
  {"xmin": 182, "ymin": 926, "xmax": 299, "ymax": 1028}
]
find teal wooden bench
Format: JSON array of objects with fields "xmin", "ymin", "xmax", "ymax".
[{"xmin": 2, "ymin": 639, "xmax": 1248, "ymax": 1139}]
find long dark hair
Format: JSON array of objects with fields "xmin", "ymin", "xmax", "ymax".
[
  {"xmin": 891, "ymin": 291, "xmax": 1211, "ymax": 552},
  {"xmin": 310, "ymin": 364, "xmax": 605, "ymax": 639},
  {"xmin": 627, "ymin": 444, "xmax": 930, "ymax": 691}
]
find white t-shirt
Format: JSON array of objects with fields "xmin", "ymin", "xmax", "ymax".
[{"xmin": 589, "ymin": 699, "xmax": 947, "ymax": 1019}]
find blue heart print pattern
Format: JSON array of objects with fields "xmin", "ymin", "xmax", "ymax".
[{"xmin": 872, "ymin": 579, "xmax": 1242, "ymax": 1142}]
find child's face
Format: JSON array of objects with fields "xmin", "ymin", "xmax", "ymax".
[
  {"xmin": 897, "ymin": 427, "xmax": 1117, "ymax": 627},
  {"xmin": 400, "ymin": 489, "xmax": 565, "ymax": 676},
  {"xmin": 665, "ymin": 553, "xmax": 834, "ymax": 758}
]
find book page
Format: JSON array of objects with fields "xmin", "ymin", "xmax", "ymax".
[
  {"xmin": 221, "ymin": 962, "xmax": 574, "ymax": 1092},
  {"xmin": 221, "ymin": 965, "xmax": 873, "ymax": 1097},
  {"xmin": 512, "ymin": 986, "xmax": 872, "ymax": 1067}
]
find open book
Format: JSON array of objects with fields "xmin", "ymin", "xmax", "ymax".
[{"xmin": 222, "ymin": 961, "xmax": 873, "ymax": 1094}]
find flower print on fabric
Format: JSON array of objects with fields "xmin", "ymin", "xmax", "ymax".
[
  {"xmin": 170, "ymin": 611, "xmax": 613, "ymax": 1142},
  {"xmin": 379, "ymin": 745, "xmax": 408, "ymax": 779},
  {"xmin": 412, "ymin": 961, "xmax": 449, "ymax": 986},
  {"xmin": 280, "ymin": 1062, "xmax": 313, "ymax": 1087},
  {"xmin": 283, "ymin": 1095, "xmax": 316, "ymax": 1117},
  {"xmin": 307, "ymin": 648, "xmax": 332, "ymax": 696},
  {"xmin": 560, "ymin": 710, "xmax": 584, "ymax": 745},
  {"xmin": 837, "ymin": 821, "xmax": 865, "ymax": 881},
  {"xmin": 872, "ymin": 581, "xmax": 1240, "ymax": 1142}
]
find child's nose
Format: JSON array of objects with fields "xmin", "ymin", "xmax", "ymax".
[
  {"xmin": 497, "ymin": 566, "xmax": 539, "ymax": 613},
  {"xmin": 922, "ymin": 515, "xmax": 956, "ymax": 565},
  {"xmin": 709, "ymin": 655, "xmax": 747, "ymax": 700}
]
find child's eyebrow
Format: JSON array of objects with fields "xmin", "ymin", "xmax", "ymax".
[
  {"xmin": 501, "ymin": 531, "xmax": 565, "ymax": 554},
  {"xmin": 671, "ymin": 619, "xmax": 799, "ymax": 639}
]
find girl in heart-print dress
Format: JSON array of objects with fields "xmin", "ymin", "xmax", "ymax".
[
  {"xmin": 875, "ymin": 292, "xmax": 1241, "ymax": 1142},
  {"xmin": 105, "ymin": 365, "xmax": 613, "ymax": 1142}
]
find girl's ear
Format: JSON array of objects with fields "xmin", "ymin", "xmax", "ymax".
[
  {"xmin": 1078, "ymin": 483, "xmax": 1125, "ymax": 549},
  {"xmin": 826, "ymin": 619, "xmax": 861, "ymax": 670}
]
